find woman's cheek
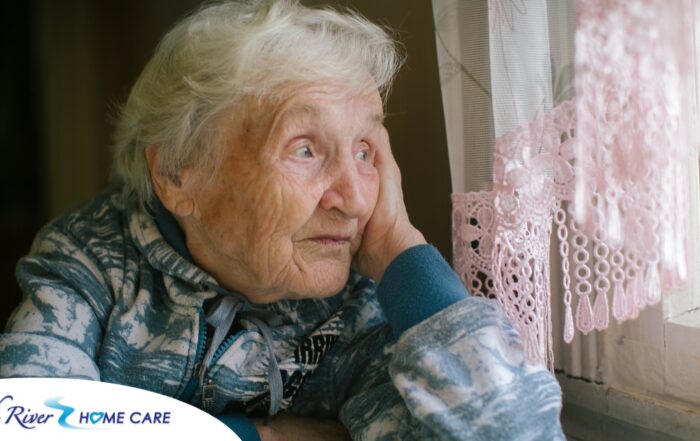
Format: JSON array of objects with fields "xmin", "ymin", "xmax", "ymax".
[
  {"xmin": 240, "ymin": 174, "xmax": 294, "ymax": 245},
  {"xmin": 277, "ymin": 155, "xmax": 323, "ymax": 178},
  {"xmin": 277, "ymin": 172, "xmax": 324, "ymax": 222}
]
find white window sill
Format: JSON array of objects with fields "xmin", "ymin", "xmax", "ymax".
[{"xmin": 558, "ymin": 374, "xmax": 700, "ymax": 441}]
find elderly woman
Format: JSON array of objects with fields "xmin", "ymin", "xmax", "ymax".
[{"xmin": 0, "ymin": 1, "xmax": 565, "ymax": 440}]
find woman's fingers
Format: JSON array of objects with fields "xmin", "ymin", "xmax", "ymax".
[{"xmin": 254, "ymin": 415, "xmax": 351, "ymax": 441}]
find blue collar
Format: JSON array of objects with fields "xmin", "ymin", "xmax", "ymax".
[{"xmin": 150, "ymin": 196, "xmax": 195, "ymax": 263}]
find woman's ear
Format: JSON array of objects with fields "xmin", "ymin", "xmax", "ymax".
[{"xmin": 145, "ymin": 145, "xmax": 195, "ymax": 217}]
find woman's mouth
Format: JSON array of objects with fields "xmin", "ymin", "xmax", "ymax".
[{"xmin": 310, "ymin": 235, "xmax": 352, "ymax": 246}]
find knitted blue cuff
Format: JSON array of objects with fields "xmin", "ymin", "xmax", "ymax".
[{"xmin": 377, "ymin": 244, "xmax": 469, "ymax": 339}]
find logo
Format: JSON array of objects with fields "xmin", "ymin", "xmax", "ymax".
[
  {"xmin": 0, "ymin": 394, "xmax": 172, "ymax": 429},
  {"xmin": 0, "ymin": 378, "xmax": 239, "ymax": 440}
]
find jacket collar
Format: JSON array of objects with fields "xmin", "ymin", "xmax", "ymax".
[
  {"xmin": 127, "ymin": 197, "xmax": 217, "ymax": 306},
  {"xmin": 150, "ymin": 195, "xmax": 195, "ymax": 263}
]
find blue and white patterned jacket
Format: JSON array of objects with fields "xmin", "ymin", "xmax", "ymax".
[{"xmin": 0, "ymin": 191, "xmax": 565, "ymax": 440}]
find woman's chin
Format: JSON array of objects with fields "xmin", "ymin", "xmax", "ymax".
[{"xmin": 289, "ymin": 265, "xmax": 351, "ymax": 300}]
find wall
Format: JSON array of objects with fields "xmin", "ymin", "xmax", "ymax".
[{"xmin": 0, "ymin": 2, "xmax": 42, "ymax": 331}]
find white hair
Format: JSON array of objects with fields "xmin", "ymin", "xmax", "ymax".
[{"xmin": 111, "ymin": 0, "xmax": 402, "ymax": 207}]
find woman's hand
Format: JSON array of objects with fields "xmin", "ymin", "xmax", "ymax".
[
  {"xmin": 254, "ymin": 414, "xmax": 351, "ymax": 441},
  {"xmin": 354, "ymin": 127, "xmax": 426, "ymax": 282}
]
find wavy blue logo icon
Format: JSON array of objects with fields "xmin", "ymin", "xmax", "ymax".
[{"xmin": 44, "ymin": 396, "xmax": 82, "ymax": 429}]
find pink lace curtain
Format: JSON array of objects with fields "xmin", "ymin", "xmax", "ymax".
[{"xmin": 435, "ymin": 0, "xmax": 699, "ymax": 369}]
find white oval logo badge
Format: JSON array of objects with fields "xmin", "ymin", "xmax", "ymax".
[{"xmin": 0, "ymin": 378, "xmax": 240, "ymax": 440}]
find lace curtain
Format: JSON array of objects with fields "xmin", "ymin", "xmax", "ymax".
[{"xmin": 434, "ymin": 0, "xmax": 699, "ymax": 370}]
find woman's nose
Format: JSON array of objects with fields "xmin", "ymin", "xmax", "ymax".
[{"xmin": 319, "ymin": 154, "xmax": 371, "ymax": 218}]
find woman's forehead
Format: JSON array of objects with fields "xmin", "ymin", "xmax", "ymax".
[
  {"xmin": 275, "ymin": 100, "xmax": 383, "ymax": 126},
  {"xmin": 237, "ymin": 86, "xmax": 383, "ymax": 141},
  {"xmin": 271, "ymin": 88, "xmax": 383, "ymax": 124}
]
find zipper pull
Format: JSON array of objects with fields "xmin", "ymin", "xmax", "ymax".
[
  {"xmin": 202, "ymin": 378, "xmax": 216, "ymax": 412},
  {"xmin": 194, "ymin": 362, "xmax": 204, "ymax": 380},
  {"xmin": 196, "ymin": 363, "xmax": 216, "ymax": 413}
]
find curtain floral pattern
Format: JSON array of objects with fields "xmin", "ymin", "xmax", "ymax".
[{"xmin": 435, "ymin": 0, "xmax": 698, "ymax": 369}]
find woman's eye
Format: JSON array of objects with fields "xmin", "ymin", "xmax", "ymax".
[
  {"xmin": 292, "ymin": 145, "xmax": 314, "ymax": 159},
  {"xmin": 355, "ymin": 148, "xmax": 371, "ymax": 162}
]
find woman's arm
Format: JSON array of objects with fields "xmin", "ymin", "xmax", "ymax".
[
  {"xmin": 1, "ymin": 229, "xmax": 108, "ymax": 379},
  {"xmin": 338, "ymin": 246, "xmax": 566, "ymax": 440},
  {"xmin": 340, "ymin": 132, "xmax": 565, "ymax": 440}
]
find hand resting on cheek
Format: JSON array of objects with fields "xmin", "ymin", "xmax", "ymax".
[{"xmin": 353, "ymin": 126, "xmax": 427, "ymax": 282}]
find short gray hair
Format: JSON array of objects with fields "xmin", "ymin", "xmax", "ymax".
[{"xmin": 111, "ymin": 0, "xmax": 402, "ymax": 207}]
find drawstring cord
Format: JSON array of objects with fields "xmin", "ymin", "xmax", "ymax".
[{"xmin": 200, "ymin": 283, "xmax": 283, "ymax": 417}]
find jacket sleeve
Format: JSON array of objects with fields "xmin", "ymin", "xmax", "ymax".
[
  {"xmin": 0, "ymin": 228, "xmax": 110, "ymax": 380},
  {"xmin": 2, "ymin": 221, "xmax": 262, "ymax": 441},
  {"xmin": 338, "ymin": 245, "xmax": 566, "ymax": 440}
]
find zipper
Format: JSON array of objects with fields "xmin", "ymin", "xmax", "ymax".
[
  {"xmin": 181, "ymin": 307, "xmax": 246, "ymax": 413},
  {"xmin": 199, "ymin": 330, "xmax": 246, "ymax": 412},
  {"xmin": 199, "ymin": 332, "xmax": 245, "ymax": 411},
  {"xmin": 209, "ymin": 331, "xmax": 242, "ymax": 366},
  {"xmin": 179, "ymin": 308, "xmax": 207, "ymax": 403}
]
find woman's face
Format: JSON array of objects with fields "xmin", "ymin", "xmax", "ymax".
[{"xmin": 181, "ymin": 86, "xmax": 384, "ymax": 303}]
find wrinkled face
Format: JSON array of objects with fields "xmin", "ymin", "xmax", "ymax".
[{"xmin": 182, "ymin": 86, "xmax": 384, "ymax": 303}]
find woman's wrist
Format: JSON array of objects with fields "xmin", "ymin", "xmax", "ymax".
[{"xmin": 376, "ymin": 244, "xmax": 469, "ymax": 338}]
